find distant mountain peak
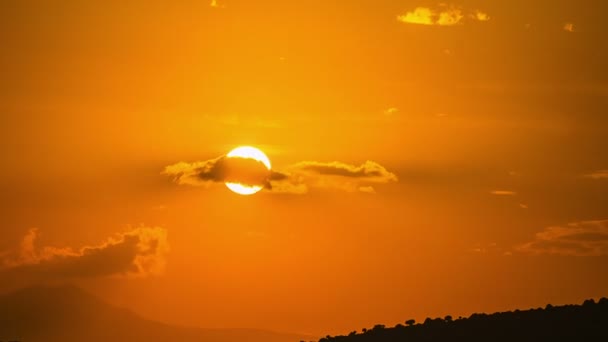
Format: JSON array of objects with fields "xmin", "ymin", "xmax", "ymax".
[{"xmin": 0, "ymin": 284, "xmax": 315, "ymax": 342}]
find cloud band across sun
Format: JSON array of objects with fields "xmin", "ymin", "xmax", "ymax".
[
  {"xmin": 163, "ymin": 157, "xmax": 397, "ymax": 194},
  {"xmin": 164, "ymin": 156, "xmax": 273, "ymax": 188}
]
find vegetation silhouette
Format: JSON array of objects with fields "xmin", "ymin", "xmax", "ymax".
[{"xmin": 315, "ymin": 298, "xmax": 608, "ymax": 342}]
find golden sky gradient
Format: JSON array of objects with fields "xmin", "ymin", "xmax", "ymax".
[{"xmin": 1, "ymin": 0, "xmax": 608, "ymax": 336}]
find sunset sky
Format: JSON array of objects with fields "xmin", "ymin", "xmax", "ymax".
[{"xmin": 1, "ymin": 0, "xmax": 607, "ymax": 337}]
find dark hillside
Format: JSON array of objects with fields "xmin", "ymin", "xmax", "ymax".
[
  {"xmin": 0, "ymin": 285, "xmax": 314, "ymax": 342},
  {"xmin": 319, "ymin": 298, "xmax": 608, "ymax": 342}
]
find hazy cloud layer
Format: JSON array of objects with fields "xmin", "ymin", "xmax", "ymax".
[
  {"xmin": 164, "ymin": 157, "xmax": 397, "ymax": 194},
  {"xmin": 397, "ymin": 5, "xmax": 489, "ymax": 26},
  {"xmin": 0, "ymin": 227, "xmax": 169, "ymax": 280},
  {"xmin": 516, "ymin": 220, "xmax": 608, "ymax": 256}
]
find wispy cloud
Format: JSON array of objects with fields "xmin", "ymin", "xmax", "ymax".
[
  {"xmin": 273, "ymin": 160, "xmax": 398, "ymax": 194},
  {"xmin": 470, "ymin": 242, "xmax": 498, "ymax": 254},
  {"xmin": 1, "ymin": 227, "xmax": 169, "ymax": 279},
  {"xmin": 164, "ymin": 157, "xmax": 397, "ymax": 194},
  {"xmin": 490, "ymin": 190, "xmax": 517, "ymax": 196},
  {"xmin": 210, "ymin": 0, "xmax": 225, "ymax": 8},
  {"xmin": 436, "ymin": 8, "xmax": 463, "ymax": 26},
  {"xmin": 564, "ymin": 22, "xmax": 575, "ymax": 32},
  {"xmin": 384, "ymin": 107, "xmax": 399, "ymax": 116},
  {"xmin": 515, "ymin": 220, "xmax": 608, "ymax": 256},
  {"xmin": 397, "ymin": 5, "xmax": 489, "ymax": 26},
  {"xmin": 471, "ymin": 10, "xmax": 490, "ymax": 22},
  {"xmin": 584, "ymin": 170, "xmax": 608, "ymax": 179},
  {"xmin": 397, "ymin": 7, "xmax": 435, "ymax": 25}
]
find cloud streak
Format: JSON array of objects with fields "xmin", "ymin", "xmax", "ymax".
[
  {"xmin": 515, "ymin": 220, "xmax": 608, "ymax": 256},
  {"xmin": 272, "ymin": 160, "xmax": 398, "ymax": 194},
  {"xmin": 1, "ymin": 227, "xmax": 169, "ymax": 280},
  {"xmin": 584, "ymin": 170, "xmax": 608, "ymax": 179},
  {"xmin": 397, "ymin": 5, "xmax": 489, "ymax": 26},
  {"xmin": 490, "ymin": 190, "xmax": 517, "ymax": 196},
  {"xmin": 164, "ymin": 157, "xmax": 397, "ymax": 194}
]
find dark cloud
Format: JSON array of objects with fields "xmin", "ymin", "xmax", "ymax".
[
  {"xmin": 164, "ymin": 158, "xmax": 397, "ymax": 194},
  {"xmin": 164, "ymin": 156, "xmax": 270, "ymax": 187},
  {"xmin": 0, "ymin": 227, "xmax": 169, "ymax": 283},
  {"xmin": 515, "ymin": 220, "xmax": 608, "ymax": 256}
]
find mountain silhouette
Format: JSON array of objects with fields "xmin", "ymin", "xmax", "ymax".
[
  {"xmin": 319, "ymin": 298, "xmax": 608, "ymax": 342},
  {"xmin": 0, "ymin": 284, "xmax": 314, "ymax": 342}
]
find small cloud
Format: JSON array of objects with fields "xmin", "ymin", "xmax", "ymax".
[
  {"xmin": 515, "ymin": 220, "xmax": 608, "ymax": 256},
  {"xmin": 564, "ymin": 22, "xmax": 575, "ymax": 32},
  {"xmin": 436, "ymin": 112, "xmax": 448, "ymax": 117},
  {"xmin": 519, "ymin": 203, "xmax": 529, "ymax": 209},
  {"xmin": 210, "ymin": 0, "xmax": 225, "ymax": 8},
  {"xmin": 397, "ymin": 7, "xmax": 434, "ymax": 25},
  {"xmin": 358, "ymin": 186, "xmax": 376, "ymax": 194},
  {"xmin": 1, "ymin": 227, "xmax": 169, "ymax": 280},
  {"xmin": 490, "ymin": 190, "xmax": 517, "ymax": 196},
  {"xmin": 436, "ymin": 8, "xmax": 463, "ymax": 26},
  {"xmin": 397, "ymin": 5, "xmax": 489, "ymax": 26},
  {"xmin": 469, "ymin": 242, "xmax": 502, "ymax": 255},
  {"xmin": 384, "ymin": 107, "xmax": 399, "ymax": 116},
  {"xmin": 584, "ymin": 170, "xmax": 608, "ymax": 179},
  {"xmin": 471, "ymin": 10, "xmax": 490, "ymax": 22}
]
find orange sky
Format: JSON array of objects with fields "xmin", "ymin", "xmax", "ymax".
[{"xmin": 1, "ymin": 0, "xmax": 608, "ymax": 336}]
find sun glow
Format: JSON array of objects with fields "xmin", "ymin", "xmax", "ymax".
[{"xmin": 225, "ymin": 146, "xmax": 271, "ymax": 195}]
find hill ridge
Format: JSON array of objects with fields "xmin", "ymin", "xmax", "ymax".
[
  {"xmin": 0, "ymin": 284, "xmax": 314, "ymax": 342},
  {"xmin": 318, "ymin": 298, "xmax": 608, "ymax": 342}
]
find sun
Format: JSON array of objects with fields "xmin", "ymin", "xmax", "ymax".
[{"xmin": 225, "ymin": 146, "xmax": 271, "ymax": 195}]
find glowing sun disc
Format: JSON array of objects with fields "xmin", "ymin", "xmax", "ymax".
[
  {"xmin": 224, "ymin": 146, "xmax": 271, "ymax": 195},
  {"xmin": 225, "ymin": 182, "xmax": 263, "ymax": 195}
]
